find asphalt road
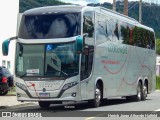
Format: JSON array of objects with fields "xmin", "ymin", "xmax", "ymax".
[{"xmin": 1, "ymin": 91, "xmax": 160, "ymax": 119}]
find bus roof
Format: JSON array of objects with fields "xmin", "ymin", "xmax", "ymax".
[
  {"xmin": 24, "ymin": 5, "xmax": 85, "ymax": 15},
  {"xmin": 23, "ymin": 5, "xmax": 154, "ymax": 32}
]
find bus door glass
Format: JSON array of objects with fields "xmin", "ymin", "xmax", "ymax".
[{"xmin": 80, "ymin": 11, "xmax": 95, "ymax": 99}]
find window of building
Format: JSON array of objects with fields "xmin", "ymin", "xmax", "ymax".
[
  {"xmin": 7, "ymin": 61, "xmax": 11, "ymax": 68},
  {"xmin": 2, "ymin": 60, "xmax": 6, "ymax": 67}
]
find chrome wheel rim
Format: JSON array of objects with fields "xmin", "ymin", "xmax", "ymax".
[
  {"xmin": 137, "ymin": 84, "xmax": 141, "ymax": 99},
  {"xmin": 95, "ymin": 88, "xmax": 101, "ymax": 105},
  {"xmin": 143, "ymin": 85, "xmax": 147, "ymax": 97}
]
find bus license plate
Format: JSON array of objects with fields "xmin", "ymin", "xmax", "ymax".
[{"xmin": 39, "ymin": 93, "xmax": 50, "ymax": 97}]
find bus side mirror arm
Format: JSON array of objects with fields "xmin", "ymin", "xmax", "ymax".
[
  {"xmin": 83, "ymin": 33, "xmax": 88, "ymax": 38},
  {"xmin": 9, "ymin": 36, "xmax": 18, "ymax": 41},
  {"xmin": 76, "ymin": 34, "xmax": 88, "ymax": 54}
]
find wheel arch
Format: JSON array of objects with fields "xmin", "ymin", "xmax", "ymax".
[
  {"xmin": 144, "ymin": 78, "xmax": 149, "ymax": 94},
  {"xmin": 137, "ymin": 78, "xmax": 143, "ymax": 87}
]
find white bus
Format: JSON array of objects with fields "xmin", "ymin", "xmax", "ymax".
[{"xmin": 2, "ymin": 5, "xmax": 156, "ymax": 108}]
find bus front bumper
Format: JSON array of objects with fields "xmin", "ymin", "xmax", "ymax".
[{"xmin": 16, "ymin": 85, "xmax": 81, "ymax": 102}]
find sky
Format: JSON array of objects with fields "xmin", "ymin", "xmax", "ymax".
[
  {"xmin": 0, "ymin": 0, "xmax": 19, "ymax": 73},
  {"xmin": 59, "ymin": 0, "xmax": 160, "ymax": 5}
]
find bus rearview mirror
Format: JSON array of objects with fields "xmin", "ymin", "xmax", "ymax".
[
  {"xmin": 76, "ymin": 36, "xmax": 83, "ymax": 53},
  {"xmin": 2, "ymin": 39, "xmax": 10, "ymax": 56},
  {"xmin": 2, "ymin": 36, "xmax": 17, "ymax": 56}
]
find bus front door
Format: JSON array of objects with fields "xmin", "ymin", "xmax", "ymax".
[{"xmin": 80, "ymin": 47, "xmax": 94, "ymax": 100}]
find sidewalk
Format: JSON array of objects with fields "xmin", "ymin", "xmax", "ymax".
[{"xmin": 0, "ymin": 95, "xmax": 37, "ymax": 109}]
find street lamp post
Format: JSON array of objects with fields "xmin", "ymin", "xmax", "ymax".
[
  {"xmin": 124, "ymin": 0, "xmax": 128, "ymax": 16},
  {"xmin": 139, "ymin": 0, "xmax": 142, "ymax": 23},
  {"xmin": 113, "ymin": 0, "xmax": 116, "ymax": 11}
]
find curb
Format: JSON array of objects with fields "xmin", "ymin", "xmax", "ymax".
[{"xmin": 0, "ymin": 103, "xmax": 37, "ymax": 109}]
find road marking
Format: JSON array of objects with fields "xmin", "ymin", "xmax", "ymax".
[
  {"xmin": 85, "ymin": 117, "xmax": 96, "ymax": 120},
  {"xmin": 154, "ymin": 109, "xmax": 160, "ymax": 111},
  {"xmin": 85, "ymin": 113, "xmax": 109, "ymax": 120},
  {"xmin": 151, "ymin": 108, "xmax": 160, "ymax": 113}
]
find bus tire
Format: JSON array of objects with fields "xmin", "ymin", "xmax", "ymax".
[
  {"xmin": 38, "ymin": 101, "xmax": 50, "ymax": 108},
  {"xmin": 133, "ymin": 82, "xmax": 142, "ymax": 101},
  {"xmin": 142, "ymin": 82, "xmax": 147, "ymax": 101},
  {"xmin": 89, "ymin": 83, "xmax": 102, "ymax": 108}
]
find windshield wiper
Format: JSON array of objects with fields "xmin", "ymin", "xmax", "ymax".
[
  {"xmin": 61, "ymin": 71, "xmax": 68, "ymax": 76},
  {"xmin": 19, "ymin": 73, "xmax": 27, "ymax": 78}
]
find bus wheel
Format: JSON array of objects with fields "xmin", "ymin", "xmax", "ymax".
[
  {"xmin": 134, "ymin": 82, "xmax": 142, "ymax": 101},
  {"xmin": 38, "ymin": 101, "xmax": 50, "ymax": 108},
  {"xmin": 142, "ymin": 82, "xmax": 147, "ymax": 101},
  {"xmin": 89, "ymin": 84, "xmax": 101, "ymax": 108}
]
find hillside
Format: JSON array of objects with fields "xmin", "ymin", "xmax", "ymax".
[
  {"xmin": 19, "ymin": 0, "xmax": 160, "ymax": 38},
  {"xmin": 19, "ymin": 0, "xmax": 68, "ymax": 12}
]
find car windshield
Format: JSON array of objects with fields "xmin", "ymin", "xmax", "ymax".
[
  {"xmin": 16, "ymin": 43, "xmax": 79, "ymax": 78},
  {"xmin": 18, "ymin": 12, "xmax": 81, "ymax": 39}
]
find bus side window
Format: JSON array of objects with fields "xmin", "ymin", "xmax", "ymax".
[{"xmin": 83, "ymin": 12, "xmax": 94, "ymax": 38}]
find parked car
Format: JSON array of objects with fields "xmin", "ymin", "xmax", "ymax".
[{"xmin": 0, "ymin": 66, "xmax": 14, "ymax": 95}]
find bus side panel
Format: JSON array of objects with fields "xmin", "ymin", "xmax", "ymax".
[
  {"xmin": 93, "ymin": 42, "xmax": 156, "ymax": 98},
  {"xmin": 93, "ymin": 42, "xmax": 130, "ymax": 98}
]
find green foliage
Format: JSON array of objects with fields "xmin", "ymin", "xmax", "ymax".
[
  {"xmin": 19, "ymin": 0, "xmax": 68, "ymax": 13},
  {"xmin": 156, "ymin": 39, "xmax": 160, "ymax": 55},
  {"xmin": 8, "ymin": 86, "xmax": 16, "ymax": 96},
  {"xmin": 156, "ymin": 76, "xmax": 160, "ymax": 89}
]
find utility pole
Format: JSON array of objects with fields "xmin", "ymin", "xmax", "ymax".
[
  {"xmin": 139, "ymin": 0, "xmax": 142, "ymax": 23},
  {"xmin": 124, "ymin": 0, "xmax": 128, "ymax": 16},
  {"xmin": 113, "ymin": 0, "xmax": 116, "ymax": 11}
]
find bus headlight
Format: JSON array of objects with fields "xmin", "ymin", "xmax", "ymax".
[
  {"xmin": 16, "ymin": 82, "xmax": 27, "ymax": 91},
  {"xmin": 62, "ymin": 81, "xmax": 78, "ymax": 91}
]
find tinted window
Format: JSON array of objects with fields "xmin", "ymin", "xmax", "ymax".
[
  {"xmin": 18, "ymin": 13, "xmax": 81, "ymax": 39},
  {"xmin": 83, "ymin": 12, "xmax": 94, "ymax": 38},
  {"xmin": 119, "ymin": 21, "xmax": 155, "ymax": 50},
  {"xmin": 96, "ymin": 13, "xmax": 108, "ymax": 44},
  {"xmin": 108, "ymin": 19, "xmax": 120, "ymax": 42},
  {"xmin": 16, "ymin": 43, "xmax": 79, "ymax": 78},
  {"xmin": 132, "ymin": 27, "xmax": 155, "ymax": 49},
  {"xmin": 121, "ymin": 23, "xmax": 133, "ymax": 45}
]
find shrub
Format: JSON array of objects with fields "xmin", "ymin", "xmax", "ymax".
[{"xmin": 156, "ymin": 76, "xmax": 160, "ymax": 89}]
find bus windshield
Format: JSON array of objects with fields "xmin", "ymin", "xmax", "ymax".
[
  {"xmin": 16, "ymin": 42, "xmax": 79, "ymax": 78},
  {"xmin": 18, "ymin": 12, "xmax": 81, "ymax": 39}
]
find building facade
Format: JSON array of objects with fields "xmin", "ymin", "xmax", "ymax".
[{"xmin": 0, "ymin": 0, "xmax": 19, "ymax": 74}]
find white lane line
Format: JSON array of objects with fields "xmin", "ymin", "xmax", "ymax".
[
  {"xmin": 151, "ymin": 108, "xmax": 160, "ymax": 113},
  {"xmin": 85, "ymin": 117, "xmax": 96, "ymax": 120},
  {"xmin": 154, "ymin": 109, "xmax": 160, "ymax": 112}
]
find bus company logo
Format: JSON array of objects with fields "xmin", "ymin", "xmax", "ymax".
[
  {"xmin": 2, "ymin": 112, "xmax": 42, "ymax": 117},
  {"xmin": 39, "ymin": 81, "xmax": 61, "ymax": 88},
  {"xmin": 2, "ymin": 112, "xmax": 11, "ymax": 117},
  {"xmin": 107, "ymin": 44, "xmax": 128, "ymax": 54}
]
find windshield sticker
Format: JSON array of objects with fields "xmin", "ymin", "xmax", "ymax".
[
  {"xmin": 46, "ymin": 44, "xmax": 52, "ymax": 51},
  {"xmin": 26, "ymin": 69, "xmax": 39, "ymax": 74}
]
